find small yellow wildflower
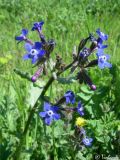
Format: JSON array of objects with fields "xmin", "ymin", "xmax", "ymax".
[{"xmin": 75, "ymin": 117, "xmax": 87, "ymax": 127}]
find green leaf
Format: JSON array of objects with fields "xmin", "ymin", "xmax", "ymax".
[
  {"xmin": 75, "ymin": 151, "xmax": 86, "ymax": 160},
  {"xmin": 57, "ymin": 76, "xmax": 76, "ymax": 85},
  {"xmin": 77, "ymin": 92, "xmax": 92, "ymax": 101},
  {"xmin": 27, "ymin": 80, "xmax": 45, "ymax": 107},
  {"xmin": 96, "ymin": 136, "xmax": 105, "ymax": 143},
  {"xmin": 80, "ymin": 85, "xmax": 94, "ymax": 94}
]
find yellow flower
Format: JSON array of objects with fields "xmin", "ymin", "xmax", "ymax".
[{"xmin": 75, "ymin": 117, "xmax": 87, "ymax": 127}]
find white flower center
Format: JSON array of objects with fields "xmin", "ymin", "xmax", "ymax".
[
  {"xmin": 85, "ymin": 138, "xmax": 89, "ymax": 144},
  {"xmin": 30, "ymin": 49, "xmax": 38, "ymax": 56},
  {"xmin": 100, "ymin": 55, "xmax": 107, "ymax": 62},
  {"xmin": 101, "ymin": 32, "xmax": 105, "ymax": 37},
  {"xmin": 79, "ymin": 107, "xmax": 83, "ymax": 112},
  {"xmin": 47, "ymin": 110, "xmax": 54, "ymax": 116}
]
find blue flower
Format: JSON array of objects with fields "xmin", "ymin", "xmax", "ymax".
[
  {"xmin": 23, "ymin": 42, "xmax": 45, "ymax": 64},
  {"xmin": 80, "ymin": 127, "xmax": 86, "ymax": 135},
  {"xmin": 15, "ymin": 29, "xmax": 28, "ymax": 42},
  {"xmin": 97, "ymin": 38, "xmax": 108, "ymax": 49},
  {"xmin": 82, "ymin": 137, "xmax": 93, "ymax": 146},
  {"xmin": 96, "ymin": 49, "xmax": 112, "ymax": 69},
  {"xmin": 89, "ymin": 33, "xmax": 96, "ymax": 42},
  {"xmin": 39, "ymin": 102, "xmax": 61, "ymax": 125},
  {"xmin": 96, "ymin": 28, "xmax": 108, "ymax": 41},
  {"xmin": 79, "ymin": 48, "xmax": 90, "ymax": 58},
  {"xmin": 64, "ymin": 91, "xmax": 75, "ymax": 104},
  {"xmin": 32, "ymin": 21, "xmax": 44, "ymax": 31},
  {"xmin": 77, "ymin": 101, "xmax": 84, "ymax": 116},
  {"xmin": 96, "ymin": 29, "xmax": 108, "ymax": 49}
]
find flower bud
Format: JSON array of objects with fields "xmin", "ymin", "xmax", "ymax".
[{"xmin": 90, "ymin": 84, "xmax": 96, "ymax": 90}]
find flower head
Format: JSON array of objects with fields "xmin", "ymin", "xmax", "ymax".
[
  {"xmin": 97, "ymin": 38, "xmax": 108, "ymax": 49},
  {"xmin": 96, "ymin": 28, "xmax": 108, "ymax": 50},
  {"xmin": 96, "ymin": 28, "xmax": 108, "ymax": 41},
  {"xmin": 15, "ymin": 29, "xmax": 28, "ymax": 42},
  {"xmin": 90, "ymin": 84, "xmax": 96, "ymax": 91},
  {"xmin": 75, "ymin": 117, "xmax": 86, "ymax": 127},
  {"xmin": 64, "ymin": 90, "xmax": 75, "ymax": 104},
  {"xmin": 39, "ymin": 102, "xmax": 61, "ymax": 125},
  {"xmin": 96, "ymin": 49, "xmax": 112, "ymax": 69},
  {"xmin": 32, "ymin": 21, "xmax": 44, "ymax": 32},
  {"xmin": 82, "ymin": 137, "xmax": 93, "ymax": 147},
  {"xmin": 77, "ymin": 101, "xmax": 84, "ymax": 116},
  {"xmin": 79, "ymin": 48, "xmax": 90, "ymax": 58},
  {"xmin": 23, "ymin": 42, "xmax": 45, "ymax": 64},
  {"xmin": 89, "ymin": 33, "xmax": 96, "ymax": 42},
  {"xmin": 79, "ymin": 127, "xmax": 86, "ymax": 135}
]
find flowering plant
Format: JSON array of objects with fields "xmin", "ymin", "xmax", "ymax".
[{"xmin": 13, "ymin": 21, "xmax": 113, "ymax": 159}]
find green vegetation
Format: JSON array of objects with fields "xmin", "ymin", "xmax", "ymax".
[{"xmin": 0, "ymin": 0, "xmax": 120, "ymax": 159}]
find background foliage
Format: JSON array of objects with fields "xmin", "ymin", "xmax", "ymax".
[{"xmin": 0, "ymin": 0, "xmax": 120, "ymax": 159}]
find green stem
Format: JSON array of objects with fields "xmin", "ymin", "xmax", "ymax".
[
  {"xmin": 52, "ymin": 124, "xmax": 58, "ymax": 160},
  {"xmin": 13, "ymin": 59, "xmax": 76, "ymax": 160}
]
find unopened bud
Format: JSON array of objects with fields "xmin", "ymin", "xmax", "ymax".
[
  {"xmin": 90, "ymin": 41, "xmax": 97, "ymax": 52},
  {"xmin": 31, "ymin": 76, "xmax": 37, "ymax": 82},
  {"xmin": 31, "ymin": 67, "xmax": 43, "ymax": 83},
  {"xmin": 90, "ymin": 84, "xmax": 96, "ymax": 90}
]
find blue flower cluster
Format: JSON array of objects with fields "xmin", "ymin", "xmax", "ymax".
[
  {"xmin": 23, "ymin": 42, "xmax": 45, "ymax": 64},
  {"xmin": 39, "ymin": 90, "xmax": 93, "ymax": 147},
  {"xmin": 39, "ymin": 90, "xmax": 84, "ymax": 125},
  {"xmin": 15, "ymin": 29, "xmax": 28, "ymax": 42},
  {"xmin": 96, "ymin": 29, "xmax": 112, "ymax": 69},
  {"xmin": 76, "ymin": 28, "xmax": 112, "ymax": 90},
  {"xmin": 64, "ymin": 90, "xmax": 75, "ymax": 104},
  {"xmin": 32, "ymin": 21, "xmax": 44, "ymax": 31},
  {"xmin": 39, "ymin": 102, "xmax": 61, "ymax": 125},
  {"xmin": 15, "ymin": 23, "xmax": 112, "ymax": 150},
  {"xmin": 15, "ymin": 21, "xmax": 46, "ymax": 64},
  {"xmin": 79, "ymin": 128, "xmax": 93, "ymax": 147},
  {"xmin": 79, "ymin": 28, "xmax": 112, "ymax": 69}
]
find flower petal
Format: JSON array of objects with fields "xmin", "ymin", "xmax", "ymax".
[
  {"xmin": 22, "ymin": 29, "xmax": 28, "ymax": 36},
  {"xmin": 15, "ymin": 36, "xmax": 24, "ymax": 41},
  {"xmin": 39, "ymin": 21, "xmax": 44, "ymax": 26},
  {"xmin": 38, "ymin": 50, "xmax": 46, "ymax": 58},
  {"xmin": 104, "ymin": 62, "xmax": 112, "ymax": 68},
  {"xmin": 98, "ymin": 62, "xmax": 105, "ymax": 69},
  {"xmin": 34, "ymin": 42, "xmax": 42, "ymax": 49},
  {"xmin": 89, "ymin": 138, "xmax": 93, "ymax": 143},
  {"xmin": 82, "ymin": 137, "xmax": 93, "ymax": 146},
  {"xmin": 105, "ymin": 54, "xmax": 110, "ymax": 60},
  {"xmin": 44, "ymin": 102, "xmax": 51, "ymax": 111},
  {"xmin": 53, "ymin": 114, "xmax": 60, "ymax": 120},
  {"xmin": 25, "ymin": 43, "xmax": 32, "ymax": 52},
  {"xmin": 23, "ymin": 54, "xmax": 30, "ymax": 60},
  {"xmin": 39, "ymin": 112, "xmax": 46, "ymax": 118},
  {"xmin": 64, "ymin": 90, "xmax": 75, "ymax": 104},
  {"xmin": 52, "ymin": 106, "xmax": 59, "ymax": 112},
  {"xmin": 78, "ymin": 111, "xmax": 84, "ymax": 116},
  {"xmin": 32, "ymin": 27, "xmax": 35, "ymax": 31},
  {"xmin": 100, "ymin": 45, "xmax": 108, "ymax": 49},
  {"xmin": 32, "ymin": 56, "xmax": 38, "ymax": 64},
  {"xmin": 96, "ymin": 28, "xmax": 100, "ymax": 35},
  {"xmin": 65, "ymin": 97, "xmax": 70, "ymax": 104},
  {"xmin": 96, "ymin": 28, "xmax": 108, "ymax": 41},
  {"xmin": 45, "ymin": 117, "xmax": 52, "ymax": 125},
  {"xmin": 71, "ymin": 98, "xmax": 75, "ymax": 104}
]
